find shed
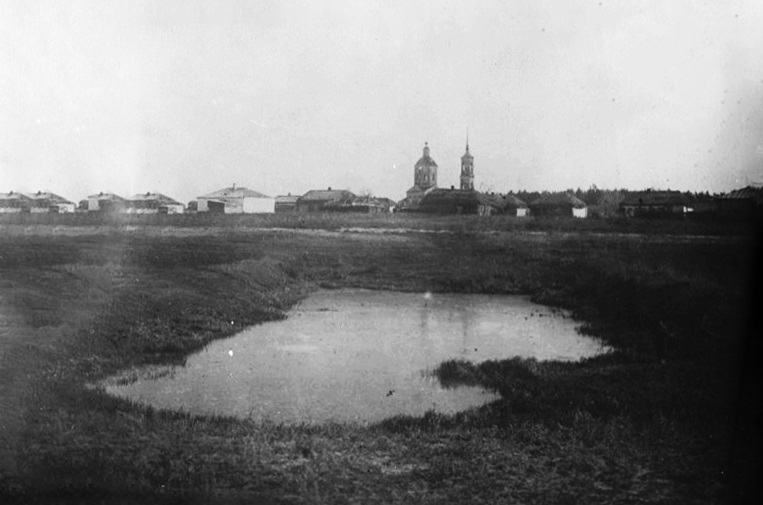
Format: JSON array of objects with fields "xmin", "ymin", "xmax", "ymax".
[
  {"xmin": 296, "ymin": 188, "xmax": 355, "ymax": 213},
  {"xmin": 529, "ymin": 193, "xmax": 588, "ymax": 218},
  {"xmin": 127, "ymin": 192, "xmax": 184, "ymax": 214},
  {"xmin": 197, "ymin": 185, "xmax": 274, "ymax": 214},
  {"xmin": 490, "ymin": 194, "xmax": 529, "ymax": 217},
  {"xmin": 275, "ymin": 194, "xmax": 300, "ymax": 213}
]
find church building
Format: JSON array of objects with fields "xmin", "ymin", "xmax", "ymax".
[{"xmin": 406, "ymin": 142, "xmax": 438, "ymax": 200}]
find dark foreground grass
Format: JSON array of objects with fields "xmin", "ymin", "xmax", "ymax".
[{"xmin": 0, "ymin": 223, "xmax": 760, "ymax": 504}]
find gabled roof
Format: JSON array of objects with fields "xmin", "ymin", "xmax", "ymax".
[
  {"xmin": 199, "ymin": 186, "xmax": 271, "ymax": 200},
  {"xmin": 490, "ymin": 194, "xmax": 528, "ymax": 209},
  {"xmin": 530, "ymin": 192, "xmax": 587, "ymax": 208},
  {"xmin": 406, "ymin": 184, "xmax": 437, "ymax": 195},
  {"xmin": 420, "ymin": 188, "xmax": 483, "ymax": 206},
  {"xmin": 129, "ymin": 192, "xmax": 182, "ymax": 205},
  {"xmin": 717, "ymin": 186, "xmax": 763, "ymax": 203},
  {"xmin": 26, "ymin": 191, "xmax": 74, "ymax": 204},
  {"xmin": 299, "ymin": 189, "xmax": 355, "ymax": 202},
  {"xmin": 87, "ymin": 192, "xmax": 126, "ymax": 201},
  {"xmin": 0, "ymin": 191, "xmax": 32, "ymax": 201}
]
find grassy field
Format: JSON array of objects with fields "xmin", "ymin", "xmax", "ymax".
[{"xmin": 0, "ymin": 217, "xmax": 759, "ymax": 504}]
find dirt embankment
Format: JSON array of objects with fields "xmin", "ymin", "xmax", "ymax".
[{"xmin": 0, "ymin": 227, "xmax": 758, "ymax": 504}]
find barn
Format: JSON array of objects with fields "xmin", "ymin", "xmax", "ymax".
[
  {"xmin": 127, "ymin": 192, "xmax": 184, "ymax": 214},
  {"xmin": 197, "ymin": 185, "xmax": 275, "ymax": 214},
  {"xmin": 529, "ymin": 193, "xmax": 588, "ymax": 218}
]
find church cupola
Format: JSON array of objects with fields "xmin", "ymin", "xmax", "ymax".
[{"xmin": 414, "ymin": 142, "xmax": 438, "ymax": 190}]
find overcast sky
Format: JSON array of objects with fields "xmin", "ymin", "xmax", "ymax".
[{"xmin": 2, "ymin": 0, "xmax": 763, "ymax": 203}]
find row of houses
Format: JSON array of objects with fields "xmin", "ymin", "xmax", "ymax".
[
  {"xmin": 192, "ymin": 186, "xmax": 396, "ymax": 214},
  {"xmin": 3, "ymin": 185, "xmax": 760, "ymax": 219},
  {"xmin": 399, "ymin": 187, "xmax": 587, "ymax": 217},
  {"xmin": 617, "ymin": 187, "xmax": 763, "ymax": 219},
  {"xmin": 0, "ymin": 186, "xmax": 397, "ymax": 215},
  {"xmin": 0, "ymin": 191, "xmax": 77, "ymax": 213},
  {"xmin": 0, "ymin": 191, "xmax": 187, "ymax": 214}
]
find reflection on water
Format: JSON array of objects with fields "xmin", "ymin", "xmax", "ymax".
[{"xmin": 103, "ymin": 289, "xmax": 605, "ymax": 424}]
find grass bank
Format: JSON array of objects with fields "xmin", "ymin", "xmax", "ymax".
[
  {"xmin": 0, "ymin": 223, "xmax": 759, "ymax": 503},
  {"xmin": 1, "ymin": 210, "xmax": 755, "ymax": 236}
]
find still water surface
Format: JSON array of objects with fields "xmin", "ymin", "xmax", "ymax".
[{"xmin": 104, "ymin": 289, "xmax": 605, "ymax": 424}]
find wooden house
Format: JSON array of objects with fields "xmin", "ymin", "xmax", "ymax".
[
  {"xmin": 274, "ymin": 194, "xmax": 300, "ymax": 213},
  {"xmin": 715, "ymin": 186, "xmax": 763, "ymax": 220},
  {"xmin": 24, "ymin": 191, "xmax": 76, "ymax": 213},
  {"xmin": 86, "ymin": 192, "xmax": 128, "ymax": 213},
  {"xmin": 418, "ymin": 188, "xmax": 493, "ymax": 215},
  {"xmin": 0, "ymin": 191, "xmax": 31, "ymax": 213},
  {"xmin": 619, "ymin": 190, "xmax": 692, "ymax": 218},
  {"xmin": 489, "ymin": 194, "xmax": 529, "ymax": 217},
  {"xmin": 323, "ymin": 195, "xmax": 392, "ymax": 214},
  {"xmin": 296, "ymin": 188, "xmax": 355, "ymax": 213},
  {"xmin": 529, "ymin": 193, "xmax": 588, "ymax": 218},
  {"xmin": 127, "ymin": 192, "xmax": 184, "ymax": 214}
]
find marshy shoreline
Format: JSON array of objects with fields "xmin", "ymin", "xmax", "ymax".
[{"xmin": 1, "ymin": 215, "xmax": 760, "ymax": 504}]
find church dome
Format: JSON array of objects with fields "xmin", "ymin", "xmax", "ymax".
[{"xmin": 415, "ymin": 142, "xmax": 438, "ymax": 169}]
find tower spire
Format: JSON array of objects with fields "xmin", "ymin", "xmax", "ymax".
[{"xmin": 460, "ymin": 134, "xmax": 474, "ymax": 191}]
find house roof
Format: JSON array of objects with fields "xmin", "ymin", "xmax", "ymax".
[
  {"xmin": 406, "ymin": 184, "xmax": 438, "ymax": 196},
  {"xmin": 275, "ymin": 195, "xmax": 300, "ymax": 204},
  {"xmin": 129, "ymin": 192, "xmax": 182, "ymax": 205},
  {"xmin": 717, "ymin": 186, "xmax": 763, "ymax": 203},
  {"xmin": 299, "ymin": 189, "xmax": 355, "ymax": 202},
  {"xmin": 620, "ymin": 190, "xmax": 690, "ymax": 206},
  {"xmin": 26, "ymin": 191, "xmax": 74, "ymax": 204},
  {"xmin": 489, "ymin": 194, "xmax": 528, "ymax": 209},
  {"xmin": 87, "ymin": 192, "xmax": 126, "ymax": 201},
  {"xmin": 0, "ymin": 192, "xmax": 32, "ymax": 201},
  {"xmin": 530, "ymin": 192, "xmax": 587, "ymax": 208},
  {"xmin": 198, "ymin": 186, "xmax": 271, "ymax": 200},
  {"xmin": 420, "ymin": 188, "xmax": 485, "ymax": 207}
]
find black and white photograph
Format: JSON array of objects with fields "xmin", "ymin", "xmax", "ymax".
[{"xmin": 1, "ymin": 1, "xmax": 761, "ymax": 503}]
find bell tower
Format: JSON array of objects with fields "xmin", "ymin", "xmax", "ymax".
[{"xmin": 460, "ymin": 135, "xmax": 474, "ymax": 191}]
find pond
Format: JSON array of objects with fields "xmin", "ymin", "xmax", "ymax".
[{"xmin": 102, "ymin": 289, "xmax": 606, "ymax": 424}]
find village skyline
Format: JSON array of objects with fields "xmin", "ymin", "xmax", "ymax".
[{"xmin": 2, "ymin": 0, "xmax": 763, "ymax": 205}]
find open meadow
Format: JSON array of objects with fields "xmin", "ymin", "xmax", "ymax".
[{"xmin": 0, "ymin": 214, "xmax": 760, "ymax": 504}]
